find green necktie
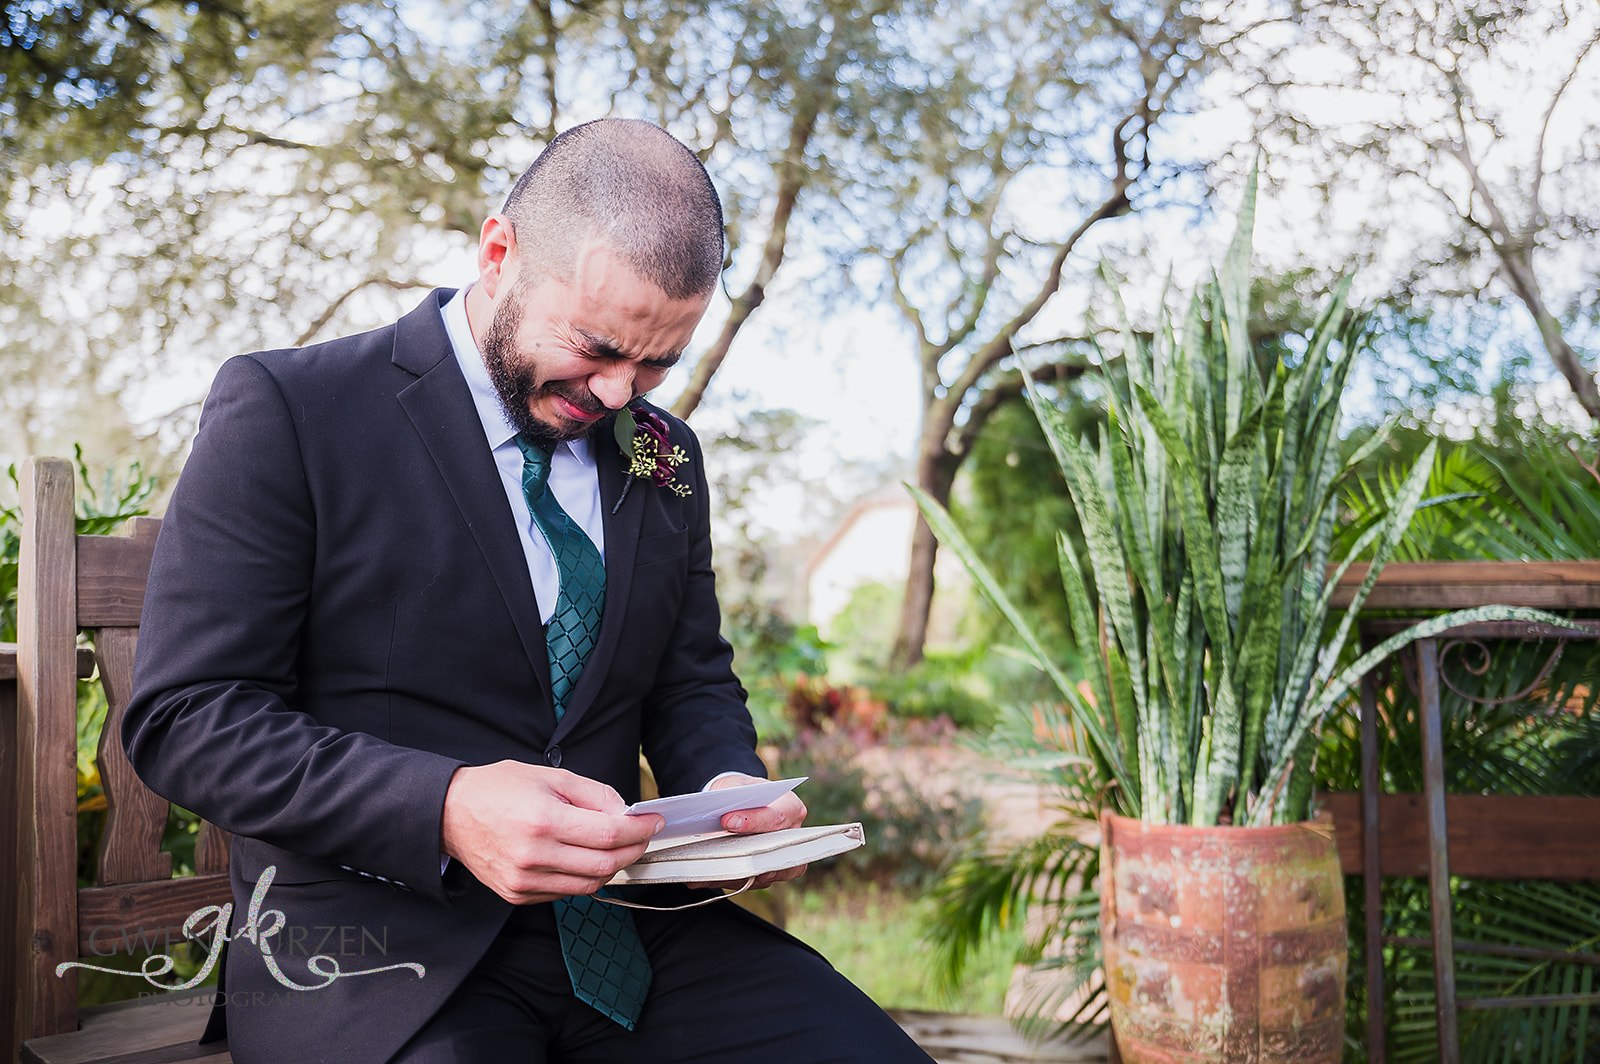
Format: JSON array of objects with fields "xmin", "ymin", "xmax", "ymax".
[{"xmin": 517, "ymin": 437, "xmax": 651, "ymax": 1030}]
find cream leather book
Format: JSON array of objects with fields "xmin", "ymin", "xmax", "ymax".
[{"xmin": 608, "ymin": 823, "xmax": 866, "ymax": 885}]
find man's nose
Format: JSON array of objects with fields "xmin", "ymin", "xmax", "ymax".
[{"xmin": 588, "ymin": 364, "xmax": 635, "ymax": 411}]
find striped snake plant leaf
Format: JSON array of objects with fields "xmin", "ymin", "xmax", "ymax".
[
  {"xmin": 1055, "ymin": 533, "xmax": 1134, "ymax": 802},
  {"xmin": 1196, "ymin": 668, "xmax": 1244, "ymax": 826},
  {"xmin": 1171, "ymin": 571, "xmax": 1198, "ymax": 821},
  {"xmin": 1309, "ymin": 441, "xmax": 1439, "ymax": 695},
  {"xmin": 1216, "ymin": 403, "xmax": 1266, "ymax": 628},
  {"xmin": 1236, "ymin": 376, "xmax": 1290, "ymax": 790},
  {"xmin": 1288, "ymin": 415, "xmax": 1394, "ymax": 564},
  {"xmin": 1182, "ymin": 292, "xmax": 1216, "ymax": 477},
  {"xmin": 1219, "ymin": 165, "xmax": 1258, "ymax": 439},
  {"xmin": 1108, "ymin": 405, "xmax": 1161, "ymax": 612},
  {"xmin": 1132, "ymin": 383, "xmax": 1238, "ymax": 681},
  {"xmin": 1055, "ymin": 532, "xmax": 1114, "ymax": 728},
  {"xmin": 1031, "ymin": 390, "xmax": 1151, "ymax": 737},
  {"xmin": 1236, "ymin": 572, "xmax": 1285, "ymax": 800},
  {"xmin": 1106, "ymin": 408, "xmax": 1188, "ymax": 732},
  {"xmin": 908, "ymin": 483, "xmax": 1132, "ymax": 808},
  {"xmin": 1253, "ymin": 605, "xmax": 1581, "ymax": 825}
]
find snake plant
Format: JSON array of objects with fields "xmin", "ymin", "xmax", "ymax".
[{"xmin": 913, "ymin": 170, "xmax": 1569, "ymax": 826}]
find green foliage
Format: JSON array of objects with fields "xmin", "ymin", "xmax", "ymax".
[
  {"xmin": 1317, "ymin": 639, "xmax": 1600, "ymax": 1062},
  {"xmin": 862, "ymin": 649, "xmax": 998, "ymax": 730},
  {"xmin": 780, "ymin": 724, "xmax": 985, "ymax": 891},
  {"xmin": 1324, "ymin": 427, "xmax": 1600, "ymax": 1061},
  {"xmin": 729, "ymin": 617, "xmax": 829, "ymax": 743},
  {"xmin": 0, "ymin": 446, "xmax": 155, "ymax": 641},
  {"xmin": 826, "ymin": 580, "xmax": 901, "ymax": 679},
  {"xmin": 1, "ymin": 2, "xmax": 347, "ymax": 166},
  {"xmin": 928, "ymin": 698, "xmax": 1107, "ymax": 1040},
  {"xmin": 709, "ymin": 408, "xmax": 831, "ymax": 743},
  {"xmin": 788, "ymin": 883, "xmax": 1024, "ymax": 1014},
  {"xmin": 914, "ymin": 171, "xmax": 1569, "ymax": 827},
  {"xmin": 824, "ymin": 579, "xmax": 1002, "ymax": 728},
  {"xmin": 955, "ymin": 397, "xmax": 1086, "ymax": 658}
]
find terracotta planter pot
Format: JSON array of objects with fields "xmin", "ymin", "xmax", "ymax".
[{"xmin": 1100, "ymin": 812, "xmax": 1346, "ymax": 1063}]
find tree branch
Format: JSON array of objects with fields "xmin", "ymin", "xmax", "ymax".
[
  {"xmin": 885, "ymin": 240, "xmax": 934, "ymax": 356},
  {"xmin": 1531, "ymin": 29, "xmax": 1600, "ymax": 224},
  {"xmin": 671, "ymin": 97, "xmax": 820, "ymax": 419},
  {"xmin": 295, "ymin": 276, "xmax": 432, "ymax": 346},
  {"xmin": 950, "ymin": 357, "xmax": 1094, "ymax": 458},
  {"xmin": 939, "ymin": 143, "xmax": 1137, "ymax": 425}
]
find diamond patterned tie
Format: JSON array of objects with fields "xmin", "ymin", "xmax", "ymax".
[{"xmin": 516, "ymin": 437, "xmax": 652, "ymax": 1030}]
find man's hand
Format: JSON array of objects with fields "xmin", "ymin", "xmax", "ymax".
[
  {"xmin": 441, "ymin": 760, "xmax": 663, "ymax": 905},
  {"xmin": 689, "ymin": 772, "xmax": 810, "ymax": 891}
]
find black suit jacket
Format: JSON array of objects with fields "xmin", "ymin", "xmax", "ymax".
[{"xmin": 123, "ymin": 288, "xmax": 766, "ymax": 1063}]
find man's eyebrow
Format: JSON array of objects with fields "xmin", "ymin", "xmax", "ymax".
[{"xmin": 574, "ymin": 327, "xmax": 683, "ymax": 369}]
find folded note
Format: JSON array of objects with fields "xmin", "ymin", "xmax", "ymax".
[{"xmin": 625, "ymin": 776, "xmax": 807, "ymax": 840}]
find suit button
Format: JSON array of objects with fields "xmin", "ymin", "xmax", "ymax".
[{"xmin": 546, "ymin": 746, "xmax": 562, "ymax": 768}]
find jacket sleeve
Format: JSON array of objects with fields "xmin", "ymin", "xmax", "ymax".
[
  {"xmin": 122, "ymin": 354, "xmax": 464, "ymax": 902},
  {"xmin": 638, "ymin": 425, "xmax": 768, "ymax": 796}
]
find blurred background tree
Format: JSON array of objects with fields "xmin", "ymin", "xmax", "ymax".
[
  {"xmin": 1, "ymin": 0, "xmax": 941, "ymax": 466},
  {"xmin": 1238, "ymin": 0, "xmax": 1600, "ymax": 426}
]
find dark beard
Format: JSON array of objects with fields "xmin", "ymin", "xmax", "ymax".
[{"xmin": 480, "ymin": 294, "xmax": 601, "ymax": 446}]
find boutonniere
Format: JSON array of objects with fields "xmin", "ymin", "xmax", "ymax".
[{"xmin": 611, "ymin": 401, "xmax": 692, "ymax": 514}]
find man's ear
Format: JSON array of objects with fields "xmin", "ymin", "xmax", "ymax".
[{"xmin": 477, "ymin": 215, "xmax": 517, "ymax": 299}]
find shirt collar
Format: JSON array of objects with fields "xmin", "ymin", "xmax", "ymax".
[{"xmin": 440, "ymin": 286, "xmax": 593, "ymax": 465}]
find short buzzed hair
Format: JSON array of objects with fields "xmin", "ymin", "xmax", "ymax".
[{"xmin": 501, "ymin": 118, "xmax": 725, "ymax": 300}]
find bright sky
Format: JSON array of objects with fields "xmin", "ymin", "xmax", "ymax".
[{"xmin": 17, "ymin": 3, "xmax": 1598, "ymax": 535}]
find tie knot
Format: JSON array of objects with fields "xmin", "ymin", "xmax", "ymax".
[{"xmin": 516, "ymin": 436, "xmax": 554, "ymax": 496}]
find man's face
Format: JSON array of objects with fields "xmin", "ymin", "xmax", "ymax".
[{"xmin": 480, "ymin": 238, "xmax": 711, "ymax": 447}]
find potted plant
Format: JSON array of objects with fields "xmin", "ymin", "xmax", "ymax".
[{"xmin": 913, "ymin": 174, "xmax": 1566, "ymax": 1061}]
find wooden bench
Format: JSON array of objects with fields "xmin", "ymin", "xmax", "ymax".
[{"xmin": 5, "ymin": 456, "xmax": 234, "ymax": 1063}]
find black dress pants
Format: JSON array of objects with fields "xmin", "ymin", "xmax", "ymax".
[{"xmin": 391, "ymin": 896, "xmax": 935, "ymax": 1063}]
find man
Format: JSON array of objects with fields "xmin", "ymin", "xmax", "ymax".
[{"xmin": 123, "ymin": 118, "xmax": 932, "ymax": 1063}]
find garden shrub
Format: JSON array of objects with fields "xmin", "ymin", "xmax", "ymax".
[{"xmin": 781, "ymin": 722, "xmax": 985, "ymax": 890}]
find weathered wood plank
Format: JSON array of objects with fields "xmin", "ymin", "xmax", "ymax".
[
  {"xmin": 889, "ymin": 1010, "xmax": 1110, "ymax": 1063},
  {"xmin": 1332, "ymin": 561, "xmax": 1600, "ymax": 610},
  {"xmin": 195, "ymin": 823, "xmax": 232, "ymax": 877},
  {"xmin": 17, "ymin": 457, "xmax": 84, "ymax": 1040},
  {"xmin": 0, "ymin": 645, "xmax": 95, "ymax": 681},
  {"xmin": 21, "ymin": 988, "xmax": 231, "ymax": 1064},
  {"xmin": 75, "ymin": 518, "xmax": 161, "ymax": 628},
  {"xmin": 94, "ymin": 627, "xmax": 173, "ymax": 886},
  {"xmin": 78, "ymin": 877, "xmax": 233, "ymax": 956},
  {"xmin": 2, "ymin": 675, "xmax": 19, "ymax": 1064},
  {"xmin": 1321, "ymin": 792, "xmax": 1600, "ymax": 880}
]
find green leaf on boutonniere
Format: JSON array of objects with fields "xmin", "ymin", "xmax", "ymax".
[{"xmin": 614, "ymin": 407, "xmax": 638, "ymax": 459}]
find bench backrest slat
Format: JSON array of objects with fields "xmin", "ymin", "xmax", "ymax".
[
  {"xmin": 13, "ymin": 456, "xmax": 233, "ymax": 1047},
  {"xmin": 93, "ymin": 626, "xmax": 172, "ymax": 886},
  {"xmin": 17, "ymin": 457, "xmax": 83, "ymax": 1041}
]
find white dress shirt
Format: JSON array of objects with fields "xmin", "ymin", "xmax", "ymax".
[{"xmin": 440, "ymin": 287, "xmax": 604, "ymax": 624}]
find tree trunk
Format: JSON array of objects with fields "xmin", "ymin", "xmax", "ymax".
[
  {"xmin": 1497, "ymin": 245, "xmax": 1600, "ymax": 423},
  {"xmin": 890, "ymin": 442, "xmax": 959, "ymax": 669},
  {"xmin": 672, "ymin": 99, "xmax": 818, "ymax": 421}
]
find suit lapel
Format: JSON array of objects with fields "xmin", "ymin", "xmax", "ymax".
[
  {"xmin": 392, "ymin": 290, "xmax": 554, "ymax": 707},
  {"xmin": 554, "ymin": 415, "xmax": 646, "ymax": 741}
]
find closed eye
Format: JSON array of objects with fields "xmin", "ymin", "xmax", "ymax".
[{"xmin": 573, "ymin": 327, "xmax": 682, "ymax": 371}]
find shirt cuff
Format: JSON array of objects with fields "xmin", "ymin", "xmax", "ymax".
[{"xmin": 702, "ymin": 770, "xmax": 752, "ymax": 791}]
